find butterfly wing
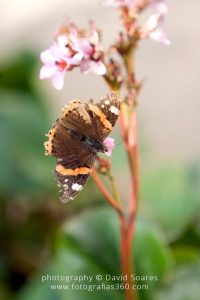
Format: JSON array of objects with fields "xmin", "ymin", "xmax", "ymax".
[
  {"xmin": 85, "ymin": 91, "xmax": 121, "ymax": 141},
  {"xmin": 44, "ymin": 100, "xmax": 96, "ymax": 202},
  {"xmin": 54, "ymin": 159, "xmax": 95, "ymax": 203}
]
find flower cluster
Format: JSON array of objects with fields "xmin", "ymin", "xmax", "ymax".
[
  {"xmin": 40, "ymin": 23, "xmax": 106, "ymax": 90},
  {"xmin": 138, "ymin": 1, "xmax": 170, "ymax": 45},
  {"xmin": 104, "ymin": 0, "xmax": 170, "ymax": 45},
  {"xmin": 40, "ymin": 1, "xmax": 170, "ymax": 90}
]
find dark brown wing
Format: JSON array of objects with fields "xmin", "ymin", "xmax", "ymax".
[
  {"xmin": 85, "ymin": 91, "xmax": 121, "ymax": 141},
  {"xmin": 54, "ymin": 159, "xmax": 95, "ymax": 202},
  {"xmin": 44, "ymin": 100, "xmax": 96, "ymax": 202},
  {"xmin": 44, "ymin": 100, "xmax": 96, "ymax": 160}
]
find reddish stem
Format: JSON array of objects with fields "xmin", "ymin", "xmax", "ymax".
[
  {"xmin": 128, "ymin": 110, "xmax": 139, "ymax": 211},
  {"xmin": 91, "ymin": 169, "xmax": 122, "ymax": 215},
  {"xmin": 119, "ymin": 107, "xmax": 139, "ymax": 300},
  {"xmin": 120, "ymin": 213, "xmax": 137, "ymax": 300},
  {"xmin": 97, "ymin": 45, "xmax": 139, "ymax": 300},
  {"xmin": 92, "ymin": 168, "xmax": 137, "ymax": 300}
]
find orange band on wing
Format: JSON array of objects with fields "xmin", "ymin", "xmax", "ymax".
[
  {"xmin": 61, "ymin": 101, "xmax": 80, "ymax": 117},
  {"xmin": 44, "ymin": 128, "xmax": 56, "ymax": 156},
  {"xmin": 88, "ymin": 104, "xmax": 112, "ymax": 130},
  {"xmin": 56, "ymin": 165, "xmax": 91, "ymax": 176}
]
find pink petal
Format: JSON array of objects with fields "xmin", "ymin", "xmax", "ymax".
[
  {"xmin": 51, "ymin": 72, "xmax": 65, "ymax": 90},
  {"xmin": 150, "ymin": 28, "xmax": 170, "ymax": 45},
  {"xmin": 70, "ymin": 52, "xmax": 83, "ymax": 65},
  {"xmin": 40, "ymin": 49, "xmax": 55, "ymax": 64},
  {"xmin": 80, "ymin": 60, "xmax": 93, "ymax": 74},
  {"xmin": 156, "ymin": 2, "xmax": 168, "ymax": 16},
  {"xmin": 50, "ymin": 44, "xmax": 64, "ymax": 60},
  {"xmin": 71, "ymin": 36, "xmax": 93, "ymax": 56},
  {"xmin": 91, "ymin": 61, "xmax": 106, "ymax": 75},
  {"xmin": 39, "ymin": 65, "xmax": 57, "ymax": 79},
  {"xmin": 80, "ymin": 60, "xmax": 106, "ymax": 75},
  {"xmin": 90, "ymin": 30, "xmax": 99, "ymax": 45},
  {"xmin": 57, "ymin": 35, "xmax": 69, "ymax": 47},
  {"xmin": 145, "ymin": 14, "xmax": 159, "ymax": 32}
]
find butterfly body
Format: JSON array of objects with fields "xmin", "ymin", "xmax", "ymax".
[
  {"xmin": 83, "ymin": 136, "xmax": 106, "ymax": 153},
  {"xmin": 44, "ymin": 92, "xmax": 120, "ymax": 202},
  {"xmin": 66, "ymin": 129, "xmax": 106, "ymax": 153}
]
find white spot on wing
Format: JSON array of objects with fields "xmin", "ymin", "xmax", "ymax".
[
  {"xmin": 64, "ymin": 179, "xmax": 68, "ymax": 183},
  {"xmin": 101, "ymin": 104, "xmax": 105, "ymax": 108},
  {"xmin": 109, "ymin": 105, "xmax": 119, "ymax": 115},
  {"xmin": 71, "ymin": 183, "xmax": 83, "ymax": 191},
  {"xmin": 105, "ymin": 100, "xmax": 110, "ymax": 105}
]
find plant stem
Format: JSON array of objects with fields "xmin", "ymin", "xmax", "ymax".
[
  {"xmin": 119, "ymin": 49, "xmax": 140, "ymax": 299},
  {"xmin": 108, "ymin": 171, "xmax": 120, "ymax": 203},
  {"xmin": 120, "ymin": 213, "xmax": 137, "ymax": 300},
  {"xmin": 92, "ymin": 168, "xmax": 137, "ymax": 300},
  {"xmin": 123, "ymin": 49, "xmax": 134, "ymax": 79},
  {"xmin": 98, "ymin": 46, "xmax": 140, "ymax": 300},
  {"xmin": 128, "ymin": 110, "xmax": 139, "ymax": 209},
  {"xmin": 119, "ymin": 108, "xmax": 139, "ymax": 300},
  {"xmin": 91, "ymin": 169, "xmax": 122, "ymax": 215}
]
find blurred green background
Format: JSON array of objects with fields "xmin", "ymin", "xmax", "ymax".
[{"xmin": 0, "ymin": 1, "xmax": 200, "ymax": 300}]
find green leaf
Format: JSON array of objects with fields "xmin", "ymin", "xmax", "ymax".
[
  {"xmin": 133, "ymin": 216, "xmax": 173, "ymax": 300},
  {"xmin": 0, "ymin": 52, "xmax": 37, "ymax": 92},
  {"xmin": 0, "ymin": 91, "xmax": 55, "ymax": 197},
  {"xmin": 64, "ymin": 208, "xmax": 121, "ymax": 275},
  {"xmin": 140, "ymin": 165, "xmax": 199, "ymax": 240},
  {"xmin": 17, "ymin": 208, "xmax": 173, "ymax": 300}
]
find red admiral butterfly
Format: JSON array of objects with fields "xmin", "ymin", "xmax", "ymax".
[{"xmin": 44, "ymin": 92, "xmax": 121, "ymax": 202}]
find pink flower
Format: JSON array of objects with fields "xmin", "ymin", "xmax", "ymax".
[
  {"xmin": 103, "ymin": 137, "xmax": 115, "ymax": 156},
  {"xmin": 40, "ymin": 23, "xmax": 106, "ymax": 90},
  {"xmin": 40, "ymin": 36, "xmax": 82, "ymax": 90},
  {"xmin": 139, "ymin": 1, "xmax": 170, "ymax": 45},
  {"xmin": 69, "ymin": 24, "xmax": 106, "ymax": 75}
]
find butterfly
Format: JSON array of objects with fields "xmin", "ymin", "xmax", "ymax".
[{"xmin": 44, "ymin": 92, "xmax": 121, "ymax": 203}]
